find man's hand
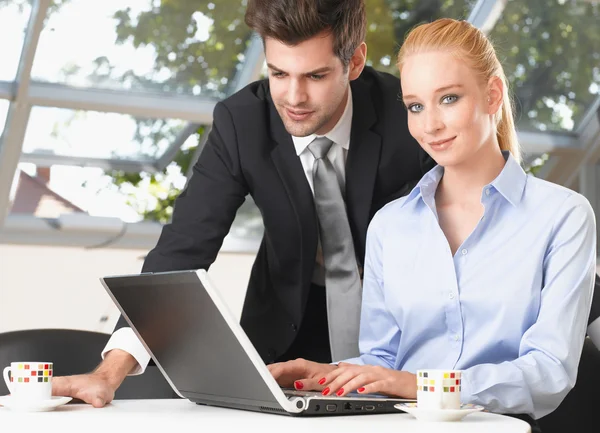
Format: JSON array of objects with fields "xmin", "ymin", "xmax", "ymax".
[
  {"xmin": 52, "ymin": 349, "xmax": 138, "ymax": 408},
  {"xmin": 317, "ymin": 364, "xmax": 417, "ymax": 398},
  {"xmin": 267, "ymin": 358, "xmax": 338, "ymax": 390},
  {"xmin": 52, "ymin": 373, "xmax": 117, "ymax": 408}
]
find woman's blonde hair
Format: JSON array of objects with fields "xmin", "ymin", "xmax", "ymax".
[{"xmin": 397, "ymin": 18, "xmax": 521, "ymax": 164}]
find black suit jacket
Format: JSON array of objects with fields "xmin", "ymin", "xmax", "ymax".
[{"xmin": 115, "ymin": 67, "xmax": 432, "ymax": 362}]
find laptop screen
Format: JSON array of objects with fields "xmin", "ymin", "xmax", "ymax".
[{"xmin": 102, "ymin": 270, "xmax": 281, "ymax": 406}]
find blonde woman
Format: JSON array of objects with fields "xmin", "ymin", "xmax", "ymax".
[{"xmin": 269, "ymin": 18, "xmax": 596, "ymax": 423}]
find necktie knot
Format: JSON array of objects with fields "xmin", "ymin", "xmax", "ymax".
[{"xmin": 308, "ymin": 137, "xmax": 334, "ymax": 160}]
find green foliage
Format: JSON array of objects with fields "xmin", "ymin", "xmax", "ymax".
[
  {"xmin": 111, "ymin": 0, "xmax": 252, "ymax": 97},
  {"xmin": 102, "ymin": 0, "xmax": 479, "ymax": 222},
  {"xmin": 99, "ymin": 1, "xmax": 253, "ymax": 222},
  {"xmin": 524, "ymin": 153, "xmax": 550, "ymax": 177},
  {"xmin": 108, "ymin": 125, "xmax": 205, "ymax": 224},
  {"xmin": 365, "ymin": 0, "xmax": 477, "ymax": 74},
  {"xmin": 489, "ymin": 0, "xmax": 600, "ymax": 132},
  {"xmin": 39, "ymin": 0, "xmax": 597, "ymax": 221}
]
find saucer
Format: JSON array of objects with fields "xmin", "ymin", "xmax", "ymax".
[
  {"xmin": 395, "ymin": 402, "xmax": 485, "ymax": 422},
  {"xmin": 0, "ymin": 395, "xmax": 72, "ymax": 412}
]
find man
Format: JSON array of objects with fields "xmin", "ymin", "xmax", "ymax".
[{"xmin": 52, "ymin": 0, "xmax": 433, "ymax": 407}]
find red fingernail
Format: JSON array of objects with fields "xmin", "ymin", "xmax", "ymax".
[
  {"xmin": 318, "ymin": 377, "xmax": 326, "ymax": 385},
  {"xmin": 336, "ymin": 388, "xmax": 344, "ymax": 396},
  {"xmin": 294, "ymin": 381, "xmax": 303, "ymax": 390},
  {"xmin": 358, "ymin": 387, "xmax": 366, "ymax": 393},
  {"xmin": 322, "ymin": 387, "xmax": 330, "ymax": 396}
]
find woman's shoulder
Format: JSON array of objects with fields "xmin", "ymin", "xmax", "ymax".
[
  {"xmin": 526, "ymin": 175, "xmax": 594, "ymax": 216},
  {"xmin": 370, "ymin": 195, "xmax": 416, "ymax": 229}
]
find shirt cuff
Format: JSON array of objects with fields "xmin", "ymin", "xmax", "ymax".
[
  {"xmin": 459, "ymin": 369, "xmax": 475, "ymax": 405},
  {"xmin": 101, "ymin": 327, "xmax": 151, "ymax": 376},
  {"xmin": 338, "ymin": 356, "xmax": 365, "ymax": 366},
  {"xmin": 588, "ymin": 318, "xmax": 600, "ymax": 350}
]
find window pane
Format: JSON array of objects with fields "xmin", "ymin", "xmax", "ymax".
[
  {"xmin": 0, "ymin": 0, "xmax": 32, "ymax": 81},
  {"xmin": 31, "ymin": 0, "xmax": 253, "ymax": 99},
  {"xmin": 22, "ymin": 107, "xmax": 186, "ymax": 161},
  {"xmin": 490, "ymin": 0, "xmax": 600, "ymax": 132},
  {"xmin": 366, "ymin": 0, "xmax": 479, "ymax": 74}
]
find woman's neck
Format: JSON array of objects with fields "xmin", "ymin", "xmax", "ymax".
[{"xmin": 436, "ymin": 145, "xmax": 507, "ymax": 205}]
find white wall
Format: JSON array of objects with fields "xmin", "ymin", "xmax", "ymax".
[{"xmin": 0, "ymin": 245, "xmax": 255, "ymax": 334}]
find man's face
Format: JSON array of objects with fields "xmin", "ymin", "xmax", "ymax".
[{"xmin": 265, "ymin": 32, "xmax": 351, "ymax": 137}]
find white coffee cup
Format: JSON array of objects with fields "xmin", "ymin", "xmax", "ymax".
[
  {"xmin": 3, "ymin": 362, "xmax": 53, "ymax": 402},
  {"xmin": 416, "ymin": 369, "xmax": 462, "ymax": 410}
]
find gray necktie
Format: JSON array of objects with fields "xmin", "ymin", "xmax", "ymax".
[{"xmin": 308, "ymin": 137, "xmax": 362, "ymax": 361}]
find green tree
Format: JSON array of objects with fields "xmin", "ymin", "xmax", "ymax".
[
  {"xmin": 488, "ymin": 0, "xmax": 600, "ymax": 133},
  {"xmin": 105, "ymin": 0, "xmax": 478, "ymax": 223},
  {"xmin": 26, "ymin": 0, "xmax": 598, "ymax": 221},
  {"xmin": 365, "ymin": 0, "xmax": 477, "ymax": 74}
]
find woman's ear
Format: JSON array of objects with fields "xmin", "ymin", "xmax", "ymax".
[{"xmin": 487, "ymin": 76, "xmax": 504, "ymax": 116}]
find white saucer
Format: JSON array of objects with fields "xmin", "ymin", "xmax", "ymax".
[
  {"xmin": 0, "ymin": 395, "xmax": 72, "ymax": 412},
  {"xmin": 395, "ymin": 402, "xmax": 485, "ymax": 422}
]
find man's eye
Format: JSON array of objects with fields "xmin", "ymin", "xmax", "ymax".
[
  {"xmin": 310, "ymin": 74, "xmax": 324, "ymax": 80},
  {"xmin": 271, "ymin": 72, "xmax": 285, "ymax": 78}
]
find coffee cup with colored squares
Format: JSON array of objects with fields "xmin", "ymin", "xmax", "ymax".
[
  {"xmin": 416, "ymin": 369, "xmax": 462, "ymax": 410},
  {"xmin": 3, "ymin": 362, "xmax": 53, "ymax": 402}
]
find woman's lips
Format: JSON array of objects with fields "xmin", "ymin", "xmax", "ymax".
[{"xmin": 429, "ymin": 136, "xmax": 456, "ymax": 150}]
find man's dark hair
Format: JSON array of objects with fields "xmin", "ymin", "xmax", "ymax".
[{"xmin": 245, "ymin": 0, "xmax": 366, "ymax": 68}]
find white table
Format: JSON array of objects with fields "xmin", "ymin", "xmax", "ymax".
[{"xmin": 0, "ymin": 399, "xmax": 531, "ymax": 433}]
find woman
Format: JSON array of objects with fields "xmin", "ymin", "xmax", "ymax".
[{"xmin": 268, "ymin": 18, "xmax": 596, "ymax": 421}]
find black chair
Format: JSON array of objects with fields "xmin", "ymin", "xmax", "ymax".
[
  {"xmin": 0, "ymin": 328, "xmax": 176, "ymax": 399},
  {"xmin": 536, "ymin": 337, "xmax": 600, "ymax": 433}
]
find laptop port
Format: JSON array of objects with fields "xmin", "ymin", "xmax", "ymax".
[
  {"xmin": 355, "ymin": 405, "xmax": 363, "ymax": 411},
  {"xmin": 365, "ymin": 405, "xmax": 375, "ymax": 411},
  {"xmin": 344, "ymin": 403, "xmax": 352, "ymax": 411},
  {"xmin": 326, "ymin": 404, "xmax": 337, "ymax": 412}
]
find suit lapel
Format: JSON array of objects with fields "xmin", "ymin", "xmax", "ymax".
[
  {"xmin": 268, "ymin": 100, "xmax": 318, "ymax": 309},
  {"xmin": 345, "ymin": 79, "xmax": 382, "ymax": 263}
]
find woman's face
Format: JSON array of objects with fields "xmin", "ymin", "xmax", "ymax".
[{"xmin": 400, "ymin": 50, "xmax": 499, "ymax": 168}]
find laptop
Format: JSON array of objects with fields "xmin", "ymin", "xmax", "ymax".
[{"xmin": 100, "ymin": 269, "xmax": 413, "ymax": 416}]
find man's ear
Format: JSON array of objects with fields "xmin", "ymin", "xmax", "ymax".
[
  {"xmin": 348, "ymin": 42, "xmax": 367, "ymax": 81},
  {"xmin": 487, "ymin": 75, "xmax": 504, "ymax": 116}
]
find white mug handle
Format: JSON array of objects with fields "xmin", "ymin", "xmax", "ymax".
[{"xmin": 3, "ymin": 366, "xmax": 13, "ymax": 395}]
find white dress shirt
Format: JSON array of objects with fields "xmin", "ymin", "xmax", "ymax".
[{"xmin": 101, "ymin": 89, "xmax": 354, "ymax": 375}]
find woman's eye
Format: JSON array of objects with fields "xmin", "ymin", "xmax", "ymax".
[
  {"xmin": 408, "ymin": 104, "xmax": 424, "ymax": 113},
  {"xmin": 442, "ymin": 95, "xmax": 459, "ymax": 104}
]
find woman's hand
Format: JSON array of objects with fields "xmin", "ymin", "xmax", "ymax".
[
  {"xmin": 319, "ymin": 363, "xmax": 417, "ymax": 398},
  {"xmin": 267, "ymin": 358, "xmax": 338, "ymax": 390}
]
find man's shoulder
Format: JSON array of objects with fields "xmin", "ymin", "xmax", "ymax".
[
  {"xmin": 357, "ymin": 66, "xmax": 400, "ymax": 90},
  {"xmin": 352, "ymin": 66, "xmax": 403, "ymax": 111},
  {"xmin": 220, "ymin": 79, "xmax": 271, "ymax": 111}
]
